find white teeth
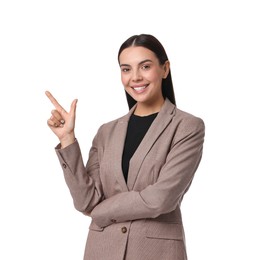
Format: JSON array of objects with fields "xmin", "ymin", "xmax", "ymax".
[{"xmin": 133, "ymin": 86, "xmax": 146, "ymax": 91}]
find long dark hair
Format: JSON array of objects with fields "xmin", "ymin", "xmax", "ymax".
[{"xmin": 118, "ymin": 34, "xmax": 176, "ymax": 109}]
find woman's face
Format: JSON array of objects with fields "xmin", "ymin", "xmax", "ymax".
[{"xmin": 119, "ymin": 46, "xmax": 169, "ymax": 108}]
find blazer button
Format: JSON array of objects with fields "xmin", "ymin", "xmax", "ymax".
[
  {"xmin": 62, "ymin": 163, "xmax": 67, "ymax": 169},
  {"xmin": 121, "ymin": 227, "xmax": 127, "ymax": 233}
]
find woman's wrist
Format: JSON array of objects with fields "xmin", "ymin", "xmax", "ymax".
[{"xmin": 60, "ymin": 133, "xmax": 76, "ymax": 149}]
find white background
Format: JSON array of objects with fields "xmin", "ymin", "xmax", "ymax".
[{"xmin": 0, "ymin": 0, "xmax": 254, "ymax": 259}]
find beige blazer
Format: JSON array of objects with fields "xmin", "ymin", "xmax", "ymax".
[{"xmin": 56, "ymin": 98, "xmax": 205, "ymax": 260}]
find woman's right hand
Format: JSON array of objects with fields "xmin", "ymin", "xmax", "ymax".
[{"xmin": 45, "ymin": 91, "xmax": 78, "ymax": 148}]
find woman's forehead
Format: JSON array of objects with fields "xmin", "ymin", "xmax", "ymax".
[{"xmin": 119, "ymin": 46, "xmax": 157, "ymax": 64}]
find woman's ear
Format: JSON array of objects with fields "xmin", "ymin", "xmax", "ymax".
[{"xmin": 163, "ymin": 60, "xmax": 170, "ymax": 79}]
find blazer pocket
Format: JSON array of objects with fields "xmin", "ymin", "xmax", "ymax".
[
  {"xmin": 89, "ymin": 221, "xmax": 104, "ymax": 232},
  {"xmin": 146, "ymin": 221, "xmax": 183, "ymax": 241}
]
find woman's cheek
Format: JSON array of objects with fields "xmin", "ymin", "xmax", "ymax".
[{"xmin": 121, "ymin": 74, "xmax": 129, "ymax": 86}]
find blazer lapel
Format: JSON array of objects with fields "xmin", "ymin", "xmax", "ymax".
[
  {"xmin": 112, "ymin": 106, "xmax": 136, "ymax": 192},
  {"xmin": 127, "ymin": 99, "xmax": 176, "ymax": 190}
]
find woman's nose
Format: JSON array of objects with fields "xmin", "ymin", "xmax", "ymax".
[{"xmin": 132, "ymin": 70, "xmax": 142, "ymax": 81}]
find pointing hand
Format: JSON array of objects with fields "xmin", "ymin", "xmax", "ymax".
[{"xmin": 46, "ymin": 91, "xmax": 78, "ymax": 148}]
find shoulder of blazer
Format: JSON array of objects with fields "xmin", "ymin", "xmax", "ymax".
[
  {"xmin": 170, "ymin": 107, "xmax": 205, "ymax": 149},
  {"xmin": 95, "ymin": 103, "xmax": 137, "ymax": 137},
  {"xmin": 173, "ymin": 107, "xmax": 205, "ymax": 131}
]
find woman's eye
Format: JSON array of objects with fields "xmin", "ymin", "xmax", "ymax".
[
  {"xmin": 142, "ymin": 64, "xmax": 150, "ymax": 70},
  {"xmin": 121, "ymin": 68, "xmax": 130, "ymax": 72}
]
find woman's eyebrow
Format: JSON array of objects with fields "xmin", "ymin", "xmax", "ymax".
[
  {"xmin": 120, "ymin": 63, "xmax": 130, "ymax": 67},
  {"xmin": 138, "ymin": 59, "xmax": 153, "ymax": 65},
  {"xmin": 120, "ymin": 59, "xmax": 153, "ymax": 67}
]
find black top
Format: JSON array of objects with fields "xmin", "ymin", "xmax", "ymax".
[{"xmin": 122, "ymin": 112, "xmax": 158, "ymax": 183}]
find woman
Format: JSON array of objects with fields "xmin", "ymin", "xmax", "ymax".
[{"xmin": 46, "ymin": 34, "xmax": 205, "ymax": 260}]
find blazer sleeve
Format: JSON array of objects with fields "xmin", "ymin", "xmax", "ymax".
[
  {"xmin": 55, "ymin": 129, "xmax": 104, "ymax": 215},
  {"xmin": 91, "ymin": 117, "xmax": 205, "ymax": 228}
]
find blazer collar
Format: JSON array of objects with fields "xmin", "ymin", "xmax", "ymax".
[
  {"xmin": 113, "ymin": 98, "xmax": 176, "ymax": 191},
  {"xmin": 119, "ymin": 98, "xmax": 175, "ymax": 123}
]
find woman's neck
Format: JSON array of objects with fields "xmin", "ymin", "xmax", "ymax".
[{"xmin": 134, "ymin": 98, "xmax": 165, "ymax": 116}]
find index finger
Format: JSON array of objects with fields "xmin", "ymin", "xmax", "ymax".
[{"xmin": 45, "ymin": 91, "xmax": 66, "ymax": 114}]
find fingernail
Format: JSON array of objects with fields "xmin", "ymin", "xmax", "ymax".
[{"xmin": 60, "ymin": 119, "xmax": 65, "ymax": 124}]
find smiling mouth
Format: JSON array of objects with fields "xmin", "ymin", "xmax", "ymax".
[{"xmin": 131, "ymin": 84, "xmax": 149, "ymax": 93}]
